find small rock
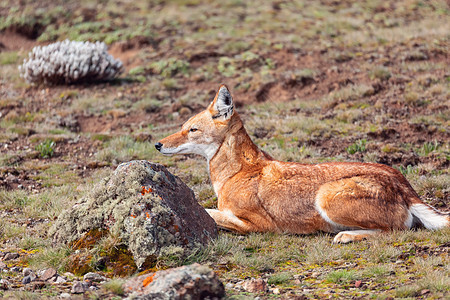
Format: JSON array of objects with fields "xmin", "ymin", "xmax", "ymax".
[
  {"xmin": 124, "ymin": 263, "xmax": 225, "ymax": 299},
  {"xmin": 22, "ymin": 275, "xmax": 33, "ymax": 284},
  {"xmin": 59, "ymin": 292, "xmax": 71, "ymax": 298},
  {"xmin": 0, "ymin": 279, "xmax": 9, "ymax": 290},
  {"xmin": 55, "ymin": 276, "xmax": 67, "ymax": 284},
  {"xmin": 355, "ymin": 280, "xmax": 362, "ymax": 288},
  {"xmin": 23, "ymin": 268, "xmax": 33, "ymax": 277},
  {"xmin": 311, "ymin": 272, "xmax": 320, "ymax": 278},
  {"xmin": 63, "ymin": 272, "xmax": 75, "ymax": 279},
  {"xmin": 225, "ymin": 282, "xmax": 234, "ymax": 289},
  {"xmin": 22, "ymin": 271, "xmax": 37, "ymax": 285},
  {"xmin": 71, "ymin": 281, "xmax": 89, "ymax": 294},
  {"xmin": 10, "ymin": 266, "xmax": 21, "ymax": 272},
  {"xmin": 242, "ymin": 278, "xmax": 268, "ymax": 293},
  {"xmin": 272, "ymin": 287, "xmax": 280, "ymax": 294},
  {"xmin": 0, "ymin": 262, "xmax": 7, "ymax": 269},
  {"xmin": 40, "ymin": 268, "xmax": 58, "ymax": 281},
  {"xmin": 3, "ymin": 253, "xmax": 19, "ymax": 261},
  {"xmin": 83, "ymin": 272, "xmax": 107, "ymax": 283}
]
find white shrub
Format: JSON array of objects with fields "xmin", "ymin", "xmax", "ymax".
[{"xmin": 19, "ymin": 40, "xmax": 123, "ymax": 84}]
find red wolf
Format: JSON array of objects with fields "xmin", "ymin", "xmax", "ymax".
[{"xmin": 155, "ymin": 85, "xmax": 449, "ymax": 243}]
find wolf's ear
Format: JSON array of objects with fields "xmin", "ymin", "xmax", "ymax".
[{"xmin": 209, "ymin": 84, "xmax": 234, "ymax": 121}]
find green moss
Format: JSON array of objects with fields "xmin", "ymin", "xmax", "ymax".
[
  {"xmin": 71, "ymin": 229, "xmax": 108, "ymax": 250},
  {"xmin": 66, "ymin": 251, "xmax": 95, "ymax": 276},
  {"xmin": 103, "ymin": 245, "xmax": 139, "ymax": 277}
]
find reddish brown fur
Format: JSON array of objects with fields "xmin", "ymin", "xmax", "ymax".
[{"xmin": 157, "ymin": 85, "xmax": 448, "ymax": 243}]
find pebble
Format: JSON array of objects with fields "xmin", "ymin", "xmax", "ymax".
[
  {"xmin": 59, "ymin": 292, "xmax": 71, "ymax": 298},
  {"xmin": 23, "ymin": 268, "xmax": 33, "ymax": 277},
  {"xmin": 272, "ymin": 287, "xmax": 280, "ymax": 294},
  {"xmin": 0, "ymin": 262, "xmax": 7, "ymax": 269},
  {"xmin": 83, "ymin": 272, "xmax": 107, "ymax": 283},
  {"xmin": 55, "ymin": 276, "xmax": 67, "ymax": 284},
  {"xmin": 71, "ymin": 281, "xmax": 89, "ymax": 294},
  {"xmin": 40, "ymin": 268, "xmax": 58, "ymax": 281},
  {"xmin": 22, "ymin": 276, "xmax": 33, "ymax": 284},
  {"xmin": 242, "ymin": 278, "xmax": 268, "ymax": 293},
  {"xmin": 225, "ymin": 282, "xmax": 234, "ymax": 289}
]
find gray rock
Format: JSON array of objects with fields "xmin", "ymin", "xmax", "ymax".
[
  {"xmin": 0, "ymin": 262, "xmax": 7, "ymax": 270},
  {"xmin": 23, "ymin": 268, "xmax": 33, "ymax": 277},
  {"xmin": 71, "ymin": 281, "xmax": 90, "ymax": 294},
  {"xmin": 63, "ymin": 272, "xmax": 75, "ymax": 279},
  {"xmin": 50, "ymin": 160, "xmax": 218, "ymax": 269},
  {"xmin": 83, "ymin": 272, "xmax": 107, "ymax": 283},
  {"xmin": 22, "ymin": 274, "xmax": 36, "ymax": 284},
  {"xmin": 124, "ymin": 263, "xmax": 225, "ymax": 299},
  {"xmin": 59, "ymin": 292, "xmax": 71, "ymax": 298},
  {"xmin": 55, "ymin": 276, "xmax": 67, "ymax": 284}
]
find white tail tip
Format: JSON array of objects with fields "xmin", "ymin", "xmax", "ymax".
[{"xmin": 409, "ymin": 204, "xmax": 449, "ymax": 230}]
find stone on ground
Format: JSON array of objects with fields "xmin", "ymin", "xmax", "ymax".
[
  {"xmin": 50, "ymin": 160, "xmax": 217, "ymax": 269},
  {"xmin": 124, "ymin": 263, "xmax": 225, "ymax": 299},
  {"xmin": 40, "ymin": 268, "xmax": 57, "ymax": 281}
]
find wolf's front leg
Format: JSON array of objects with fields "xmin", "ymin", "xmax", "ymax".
[{"xmin": 206, "ymin": 209, "xmax": 255, "ymax": 234}]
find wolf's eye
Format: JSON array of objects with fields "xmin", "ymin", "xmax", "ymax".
[{"xmin": 189, "ymin": 128, "xmax": 198, "ymax": 132}]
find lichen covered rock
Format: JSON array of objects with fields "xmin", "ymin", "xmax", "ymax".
[
  {"xmin": 50, "ymin": 160, "xmax": 217, "ymax": 269},
  {"xmin": 124, "ymin": 263, "xmax": 225, "ymax": 299},
  {"xmin": 19, "ymin": 40, "xmax": 123, "ymax": 84}
]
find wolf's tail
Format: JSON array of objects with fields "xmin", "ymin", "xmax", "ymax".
[{"xmin": 409, "ymin": 203, "xmax": 449, "ymax": 229}]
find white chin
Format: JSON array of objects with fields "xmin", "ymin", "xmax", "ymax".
[
  {"xmin": 159, "ymin": 148, "xmax": 178, "ymax": 156},
  {"xmin": 160, "ymin": 143, "xmax": 219, "ymax": 160}
]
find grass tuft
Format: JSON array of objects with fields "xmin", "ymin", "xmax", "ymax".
[
  {"xmin": 325, "ymin": 269, "xmax": 357, "ymax": 284},
  {"xmin": 103, "ymin": 279, "xmax": 125, "ymax": 296},
  {"xmin": 35, "ymin": 139, "xmax": 56, "ymax": 158},
  {"xmin": 346, "ymin": 139, "xmax": 367, "ymax": 154},
  {"xmin": 267, "ymin": 272, "xmax": 294, "ymax": 285}
]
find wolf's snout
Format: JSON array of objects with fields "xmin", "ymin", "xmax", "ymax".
[{"xmin": 155, "ymin": 142, "xmax": 163, "ymax": 151}]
